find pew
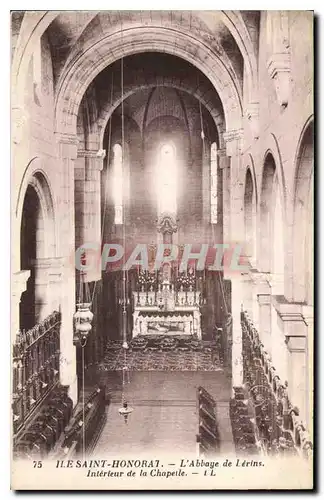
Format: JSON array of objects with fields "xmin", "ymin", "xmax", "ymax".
[{"xmin": 196, "ymin": 386, "xmax": 220, "ymax": 456}]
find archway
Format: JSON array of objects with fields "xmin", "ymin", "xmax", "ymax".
[
  {"xmin": 244, "ymin": 168, "xmax": 257, "ymax": 266},
  {"xmin": 293, "ymin": 121, "xmax": 314, "ymax": 304},
  {"xmin": 54, "ymin": 28, "xmax": 243, "ymax": 137},
  {"xmin": 20, "ymin": 184, "xmax": 44, "ymax": 330},
  {"xmin": 259, "ymin": 153, "xmax": 276, "ymax": 272},
  {"xmin": 19, "ymin": 171, "xmax": 56, "ymax": 330}
]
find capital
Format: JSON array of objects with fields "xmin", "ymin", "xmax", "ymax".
[
  {"xmin": 285, "ymin": 335, "xmax": 306, "ymax": 352},
  {"xmin": 12, "ymin": 270, "xmax": 31, "ymax": 299},
  {"xmin": 223, "ymin": 129, "xmax": 244, "ymax": 157},
  {"xmin": 78, "ymin": 149, "xmax": 106, "ymax": 175},
  {"xmin": 267, "ymin": 53, "xmax": 290, "ymax": 107},
  {"xmin": 56, "ymin": 133, "xmax": 79, "ymax": 160}
]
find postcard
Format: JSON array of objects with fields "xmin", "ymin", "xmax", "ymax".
[{"xmin": 11, "ymin": 10, "xmax": 314, "ymax": 490}]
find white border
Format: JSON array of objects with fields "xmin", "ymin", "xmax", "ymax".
[{"xmin": 2, "ymin": 4, "xmax": 322, "ymax": 499}]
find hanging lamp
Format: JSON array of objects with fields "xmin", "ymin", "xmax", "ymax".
[
  {"xmin": 118, "ymin": 364, "xmax": 133, "ymax": 424},
  {"xmin": 118, "ymin": 54, "xmax": 134, "ymax": 421},
  {"xmin": 73, "ymin": 253, "xmax": 93, "ymax": 347}
]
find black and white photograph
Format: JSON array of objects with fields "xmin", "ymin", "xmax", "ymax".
[{"xmin": 10, "ymin": 10, "xmax": 314, "ymax": 490}]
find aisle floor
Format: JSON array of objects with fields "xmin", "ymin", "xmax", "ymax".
[{"xmin": 93, "ymin": 371, "xmax": 234, "ymax": 456}]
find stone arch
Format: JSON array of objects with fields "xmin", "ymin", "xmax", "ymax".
[
  {"xmin": 259, "ymin": 151, "xmax": 285, "ymax": 286},
  {"xmin": 220, "ymin": 11, "xmax": 258, "ymax": 105},
  {"xmin": 292, "ymin": 119, "xmax": 314, "ymax": 304},
  {"xmin": 244, "ymin": 167, "xmax": 257, "ymax": 265},
  {"xmin": 96, "ymin": 81, "xmax": 225, "ymax": 151},
  {"xmin": 54, "ymin": 27, "xmax": 243, "ymax": 138},
  {"xmin": 12, "ymin": 11, "xmax": 255, "ymax": 114},
  {"xmin": 18, "ymin": 169, "xmax": 57, "ymax": 329},
  {"xmin": 16, "ymin": 161, "xmax": 57, "ymax": 262}
]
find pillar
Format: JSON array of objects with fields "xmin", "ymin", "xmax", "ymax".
[
  {"xmin": 202, "ymin": 139, "xmax": 210, "ymax": 237},
  {"xmin": 223, "ymin": 129, "xmax": 245, "ymax": 246},
  {"xmin": 272, "ymin": 297, "xmax": 309, "ymax": 425},
  {"xmin": 231, "ymin": 276, "xmax": 243, "ymax": 388},
  {"xmin": 76, "ymin": 149, "xmax": 105, "ymax": 283},
  {"xmin": 258, "ymin": 293, "xmax": 272, "ymax": 354},
  {"xmin": 222, "ymin": 131, "xmax": 245, "ymax": 390},
  {"xmin": 286, "ymin": 335, "xmax": 307, "ymax": 422},
  {"xmin": 56, "ymin": 133, "xmax": 78, "ymax": 406},
  {"xmin": 241, "ymin": 272, "xmax": 253, "ymax": 319},
  {"xmin": 249, "ymin": 271, "xmax": 272, "ymax": 352},
  {"xmin": 217, "ymin": 148, "xmax": 231, "ymax": 245}
]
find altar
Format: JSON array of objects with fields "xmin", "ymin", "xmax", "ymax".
[
  {"xmin": 132, "ymin": 213, "xmax": 203, "ymax": 339},
  {"xmin": 132, "ymin": 285, "xmax": 202, "ymax": 339}
]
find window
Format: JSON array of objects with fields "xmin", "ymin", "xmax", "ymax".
[
  {"xmin": 210, "ymin": 142, "xmax": 218, "ymax": 224},
  {"xmin": 156, "ymin": 143, "xmax": 177, "ymax": 215},
  {"xmin": 112, "ymin": 144, "xmax": 123, "ymax": 225}
]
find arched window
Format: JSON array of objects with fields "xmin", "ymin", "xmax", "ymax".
[
  {"xmin": 112, "ymin": 144, "xmax": 123, "ymax": 225},
  {"xmin": 210, "ymin": 142, "xmax": 218, "ymax": 224},
  {"xmin": 156, "ymin": 143, "xmax": 177, "ymax": 215}
]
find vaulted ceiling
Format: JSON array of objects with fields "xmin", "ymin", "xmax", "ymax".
[
  {"xmin": 77, "ymin": 52, "xmax": 222, "ymax": 145},
  {"xmin": 45, "ymin": 10, "xmax": 252, "ymax": 92},
  {"xmin": 12, "ymin": 11, "xmax": 260, "ymax": 139}
]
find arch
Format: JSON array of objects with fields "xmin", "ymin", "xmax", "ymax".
[
  {"xmin": 12, "ymin": 11, "xmax": 254, "ymax": 116},
  {"xmin": 259, "ymin": 152, "xmax": 285, "ymax": 279},
  {"xmin": 16, "ymin": 160, "xmax": 57, "ymax": 262},
  {"xmin": 292, "ymin": 119, "xmax": 314, "ymax": 304},
  {"xmin": 219, "ymin": 11, "xmax": 258, "ymax": 105},
  {"xmin": 261, "ymin": 134, "xmax": 287, "ymax": 213},
  {"xmin": 20, "ymin": 183, "xmax": 44, "ymax": 330},
  {"xmin": 96, "ymin": 77, "xmax": 225, "ymax": 149},
  {"xmin": 244, "ymin": 168, "xmax": 257, "ymax": 265},
  {"xmin": 243, "ymin": 154, "xmax": 258, "ymax": 206},
  {"xmin": 19, "ymin": 170, "xmax": 56, "ymax": 329},
  {"xmin": 54, "ymin": 27, "xmax": 243, "ymax": 138}
]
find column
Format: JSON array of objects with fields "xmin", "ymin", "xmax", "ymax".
[
  {"xmin": 285, "ymin": 335, "xmax": 307, "ymax": 423},
  {"xmin": 223, "ymin": 129, "xmax": 245, "ymax": 247},
  {"xmin": 77, "ymin": 149, "xmax": 105, "ymax": 283},
  {"xmin": 202, "ymin": 139, "xmax": 210, "ymax": 236},
  {"xmin": 56, "ymin": 133, "xmax": 78, "ymax": 406},
  {"xmin": 241, "ymin": 272, "xmax": 253, "ymax": 319},
  {"xmin": 217, "ymin": 148, "xmax": 231, "ymax": 245},
  {"xmin": 12, "ymin": 270, "xmax": 30, "ymax": 340},
  {"xmin": 231, "ymin": 276, "xmax": 243, "ymax": 388},
  {"xmin": 272, "ymin": 298, "xmax": 309, "ymax": 424},
  {"xmin": 249, "ymin": 271, "xmax": 272, "ymax": 352},
  {"xmin": 258, "ymin": 293, "xmax": 272, "ymax": 354}
]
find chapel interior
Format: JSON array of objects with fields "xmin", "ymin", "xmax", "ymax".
[{"xmin": 12, "ymin": 11, "xmax": 314, "ymax": 462}]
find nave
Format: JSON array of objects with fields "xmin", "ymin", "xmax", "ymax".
[{"xmin": 12, "ymin": 11, "xmax": 314, "ymax": 487}]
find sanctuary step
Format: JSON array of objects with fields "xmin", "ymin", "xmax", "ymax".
[{"xmin": 98, "ymin": 335, "xmax": 224, "ymax": 372}]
